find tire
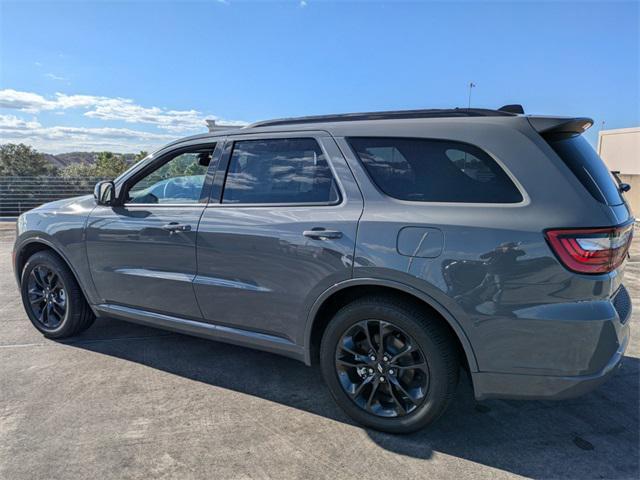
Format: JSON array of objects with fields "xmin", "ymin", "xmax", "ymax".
[
  {"xmin": 20, "ymin": 250, "xmax": 95, "ymax": 339},
  {"xmin": 320, "ymin": 296, "xmax": 459, "ymax": 433}
]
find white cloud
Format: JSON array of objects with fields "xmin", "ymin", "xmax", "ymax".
[
  {"xmin": 85, "ymin": 99, "xmax": 210, "ymax": 132},
  {"xmin": 84, "ymin": 98, "xmax": 246, "ymax": 132},
  {"xmin": 0, "ymin": 90, "xmax": 100, "ymax": 112},
  {"xmin": 0, "ymin": 88, "xmax": 248, "ymax": 152},
  {"xmin": 0, "ymin": 89, "xmax": 57, "ymax": 113},
  {"xmin": 300, "ymin": 0, "xmax": 307, "ymax": 7},
  {"xmin": 0, "ymin": 114, "xmax": 42, "ymax": 130},
  {"xmin": 55, "ymin": 93, "xmax": 111, "ymax": 109},
  {"xmin": 0, "ymin": 115, "xmax": 176, "ymax": 153},
  {"xmin": 0, "ymin": 88, "xmax": 246, "ymax": 132},
  {"xmin": 45, "ymin": 73, "xmax": 66, "ymax": 81}
]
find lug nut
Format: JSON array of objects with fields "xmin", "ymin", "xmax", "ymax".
[
  {"xmin": 389, "ymin": 369, "xmax": 395, "ymax": 375},
  {"xmin": 383, "ymin": 355, "xmax": 389, "ymax": 362},
  {"xmin": 380, "ymin": 376, "xmax": 386, "ymax": 382},
  {"xmin": 368, "ymin": 368, "xmax": 374, "ymax": 374},
  {"xmin": 370, "ymin": 355, "xmax": 376, "ymax": 361}
]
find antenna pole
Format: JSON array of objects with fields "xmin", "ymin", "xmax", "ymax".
[
  {"xmin": 598, "ymin": 120, "xmax": 606, "ymax": 155},
  {"xmin": 468, "ymin": 82, "xmax": 476, "ymax": 108}
]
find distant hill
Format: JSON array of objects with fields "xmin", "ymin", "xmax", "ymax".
[{"xmin": 42, "ymin": 152, "xmax": 138, "ymax": 169}]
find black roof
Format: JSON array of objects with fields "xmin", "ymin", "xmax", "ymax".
[{"xmin": 248, "ymin": 107, "xmax": 517, "ymax": 128}]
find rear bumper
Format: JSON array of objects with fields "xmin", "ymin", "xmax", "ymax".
[
  {"xmin": 471, "ymin": 331, "xmax": 628, "ymax": 400},
  {"xmin": 471, "ymin": 285, "xmax": 631, "ymax": 401}
]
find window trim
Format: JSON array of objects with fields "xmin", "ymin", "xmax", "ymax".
[
  {"xmin": 119, "ymin": 142, "xmax": 220, "ymax": 208},
  {"xmin": 345, "ymin": 136, "xmax": 527, "ymax": 206},
  {"xmin": 208, "ymin": 135, "xmax": 344, "ymax": 208}
]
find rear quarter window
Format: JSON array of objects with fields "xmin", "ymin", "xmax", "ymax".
[
  {"xmin": 544, "ymin": 134, "xmax": 624, "ymax": 206},
  {"xmin": 347, "ymin": 137, "xmax": 523, "ymax": 203}
]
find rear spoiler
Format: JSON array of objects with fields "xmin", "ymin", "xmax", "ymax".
[{"xmin": 528, "ymin": 116, "xmax": 594, "ymax": 135}]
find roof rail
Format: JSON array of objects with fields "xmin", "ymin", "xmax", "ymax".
[{"xmin": 248, "ymin": 107, "xmax": 516, "ymax": 129}]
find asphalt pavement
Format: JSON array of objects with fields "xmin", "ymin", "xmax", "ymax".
[{"xmin": 1, "ymin": 221, "xmax": 638, "ymax": 480}]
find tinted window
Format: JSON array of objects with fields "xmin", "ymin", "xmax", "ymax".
[
  {"xmin": 348, "ymin": 137, "xmax": 522, "ymax": 203},
  {"xmin": 222, "ymin": 138, "xmax": 340, "ymax": 204},
  {"xmin": 127, "ymin": 148, "xmax": 213, "ymax": 204},
  {"xmin": 545, "ymin": 134, "xmax": 623, "ymax": 206}
]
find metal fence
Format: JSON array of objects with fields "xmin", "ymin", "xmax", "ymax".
[{"xmin": 0, "ymin": 176, "xmax": 105, "ymax": 216}]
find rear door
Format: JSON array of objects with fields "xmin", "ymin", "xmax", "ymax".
[{"xmin": 194, "ymin": 132, "xmax": 363, "ymax": 345}]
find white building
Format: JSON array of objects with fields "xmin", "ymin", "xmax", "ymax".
[{"xmin": 598, "ymin": 127, "xmax": 640, "ymax": 213}]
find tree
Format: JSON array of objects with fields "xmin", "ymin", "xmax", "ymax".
[
  {"xmin": 93, "ymin": 152, "xmax": 128, "ymax": 177},
  {"xmin": 166, "ymin": 153, "xmax": 204, "ymax": 178},
  {"xmin": 60, "ymin": 151, "xmax": 129, "ymax": 178},
  {"xmin": 135, "ymin": 151, "xmax": 148, "ymax": 162},
  {"xmin": 0, "ymin": 143, "xmax": 57, "ymax": 176},
  {"xmin": 60, "ymin": 163, "xmax": 97, "ymax": 178}
]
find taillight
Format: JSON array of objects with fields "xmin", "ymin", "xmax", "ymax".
[{"xmin": 545, "ymin": 224, "xmax": 634, "ymax": 274}]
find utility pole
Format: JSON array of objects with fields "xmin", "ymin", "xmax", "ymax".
[{"xmin": 468, "ymin": 82, "xmax": 476, "ymax": 108}]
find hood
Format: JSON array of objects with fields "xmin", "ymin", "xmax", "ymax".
[{"xmin": 31, "ymin": 194, "xmax": 96, "ymax": 214}]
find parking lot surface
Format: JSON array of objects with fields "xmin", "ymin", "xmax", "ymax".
[{"xmin": 1, "ymin": 222, "xmax": 638, "ymax": 480}]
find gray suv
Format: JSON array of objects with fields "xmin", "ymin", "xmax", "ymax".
[{"xmin": 13, "ymin": 107, "xmax": 634, "ymax": 433}]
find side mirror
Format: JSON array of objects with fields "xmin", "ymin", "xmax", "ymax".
[
  {"xmin": 620, "ymin": 183, "xmax": 631, "ymax": 193},
  {"xmin": 94, "ymin": 180, "xmax": 116, "ymax": 206}
]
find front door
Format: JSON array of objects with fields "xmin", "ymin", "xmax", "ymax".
[
  {"xmin": 86, "ymin": 142, "xmax": 219, "ymax": 319},
  {"xmin": 194, "ymin": 134, "xmax": 363, "ymax": 345}
]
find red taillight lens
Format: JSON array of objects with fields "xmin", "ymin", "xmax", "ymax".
[{"xmin": 545, "ymin": 224, "xmax": 634, "ymax": 274}]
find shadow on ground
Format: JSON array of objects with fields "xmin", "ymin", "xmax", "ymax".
[{"xmin": 63, "ymin": 316, "xmax": 639, "ymax": 479}]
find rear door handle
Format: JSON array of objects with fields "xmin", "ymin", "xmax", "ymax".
[
  {"xmin": 303, "ymin": 228, "xmax": 343, "ymax": 240},
  {"xmin": 162, "ymin": 222, "xmax": 192, "ymax": 233}
]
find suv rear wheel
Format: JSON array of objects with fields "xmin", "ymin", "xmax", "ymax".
[
  {"xmin": 20, "ymin": 250, "xmax": 95, "ymax": 338},
  {"xmin": 320, "ymin": 296, "xmax": 459, "ymax": 433}
]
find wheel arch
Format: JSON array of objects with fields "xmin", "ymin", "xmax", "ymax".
[
  {"xmin": 304, "ymin": 278, "xmax": 478, "ymax": 372},
  {"xmin": 14, "ymin": 238, "xmax": 93, "ymax": 307}
]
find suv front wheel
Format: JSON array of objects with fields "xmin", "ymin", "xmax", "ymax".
[
  {"xmin": 320, "ymin": 296, "xmax": 459, "ymax": 433},
  {"xmin": 20, "ymin": 250, "xmax": 95, "ymax": 339}
]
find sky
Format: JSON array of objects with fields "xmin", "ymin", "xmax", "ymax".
[{"xmin": 0, "ymin": 0, "xmax": 638, "ymax": 153}]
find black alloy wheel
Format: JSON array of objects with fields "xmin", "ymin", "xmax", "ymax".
[
  {"xmin": 320, "ymin": 296, "xmax": 459, "ymax": 433},
  {"xmin": 335, "ymin": 319, "xmax": 429, "ymax": 417},
  {"xmin": 26, "ymin": 264, "xmax": 68, "ymax": 330},
  {"xmin": 20, "ymin": 250, "xmax": 95, "ymax": 338}
]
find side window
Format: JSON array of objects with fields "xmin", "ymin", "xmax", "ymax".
[
  {"xmin": 222, "ymin": 138, "xmax": 340, "ymax": 204},
  {"xmin": 127, "ymin": 147, "xmax": 214, "ymax": 204},
  {"xmin": 347, "ymin": 137, "xmax": 522, "ymax": 203}
]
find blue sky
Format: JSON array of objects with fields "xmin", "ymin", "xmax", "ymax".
[{"xmin": 1, "ymin": 0, "xmax": 638, "ymax": 152}]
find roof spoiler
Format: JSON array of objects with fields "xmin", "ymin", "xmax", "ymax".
[
  {"xmin": 498, "ymin": 104, "xmax": 524, "ymax": 114},
  {"xmin": 528, "ymin": 116, "xmax": 594, "ymax": 135}
]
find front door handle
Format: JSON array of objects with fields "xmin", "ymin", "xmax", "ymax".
[
  {"xmin": 303, "ymin": 228, "xmax": 343, "ymax": 240},
  {"xmin": 162, "ymin": 222, "xmax": 192, "ymax": 233}
]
